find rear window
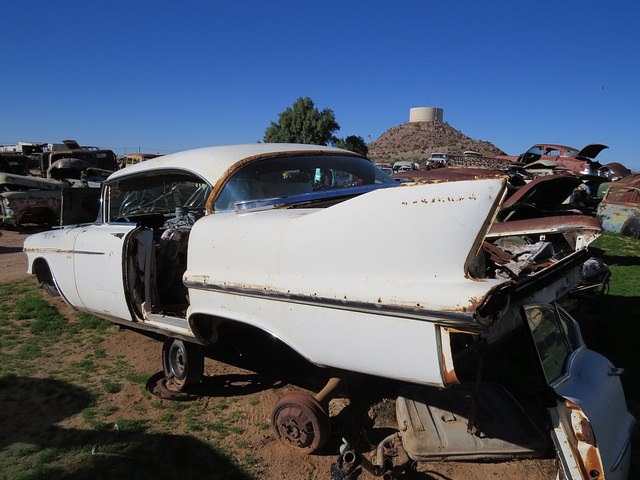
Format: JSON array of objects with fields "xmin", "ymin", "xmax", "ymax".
[
  {"xmin": 214, "ymin": 154, "xmax": 393, "ymax": 211},
  {"xmin": 605, "ymin": 186, "xmax": 640, "ymax": 204}
]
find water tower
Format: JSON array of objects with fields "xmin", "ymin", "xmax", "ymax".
[{"xmin": 409, "ymin": 107, "xmax": 443, "ymax": 123}]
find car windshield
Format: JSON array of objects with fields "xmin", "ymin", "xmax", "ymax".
[
  {"xmin": 527, "ymin": 146, "xmax": 544, "ymax": 155},
  {"xmin": 214, "ymin": 154, "xmax": 394, "ymax": 211},
  {"xmin": 106, "ymin": 172, "xmax": 211, "ymax": 222}
]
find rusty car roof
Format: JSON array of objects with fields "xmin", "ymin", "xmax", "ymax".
[
  {"xmin": 530, "ymin": 144, "xmax": 575, "ymax": 152},
  {"xmin": 107, "ymin": 144, "xmax": 353, "ymax": 185}
]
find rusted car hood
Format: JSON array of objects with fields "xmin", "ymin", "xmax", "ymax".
[
  {"xmin": 0, "ymin": 173, "xmax": 70, "ymax": 191},
  {"xmin": 576, "ymin": 143, "xmax": 608, "ymax": 160},
  {"xmin": 500, "ymin": 174, "xmax": 581, "ymax": 212}
]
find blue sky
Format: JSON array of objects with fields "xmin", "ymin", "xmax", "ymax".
[{"xmin": 2, "ymin": 0, "xmax": 639, "ymax": 170}]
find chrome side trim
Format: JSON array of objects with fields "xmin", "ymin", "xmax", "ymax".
[{"xmin": 183, "ymin": 280, "xmax": 480, "ymax": 330}]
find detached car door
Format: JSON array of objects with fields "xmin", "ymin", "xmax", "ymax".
[{"xmin": 523, "ymin": 304, "xmax": 635, "ymax": 480}]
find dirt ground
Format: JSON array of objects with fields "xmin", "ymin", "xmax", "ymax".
[
  {"xmin": 0, "ymin": 228, "xmax": 559, "ymax": 479},
  {"xmin": 0, "ymin": 228, "xmax": 33, "ymax": 283}
]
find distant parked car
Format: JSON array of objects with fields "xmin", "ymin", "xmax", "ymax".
[
  {"xmin": 374, "ymin": 162, "xmax": 394, "ymax": 176},
  {"xmin": 426, "ymin": 152, "xmax": 450, "ymax": 168},
  {"xmin": 392, "ymin": 160, "xmax": 418, "ymax": 172},
  {"xmin": 118, "ymin": 153, "xmax": 161, "ymax": 169},
  {"xmin": 597, "ymin": 173, "xmax": 640, "ymax": 237},
  {"xmin": 463, "ymin": 150, "xmax": 482, "ymax": 159}
]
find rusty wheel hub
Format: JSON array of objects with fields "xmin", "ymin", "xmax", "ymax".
[{"xmin": 271, "ymin": 392, "xmax": 331, "ymax": 453}]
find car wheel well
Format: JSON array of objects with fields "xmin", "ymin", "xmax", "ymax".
[
  {"xmin": 189, "ymin": 313, "xmax": 221, "ymax": 345},
  {"xmin": 189, "ymin": 314, "xmax": 297, "ymax": 355},
  {"xmin": 189, "ymin": 313, "xmax": 278, "ymax": 347},
  {"xmin": 32, "ymin": 258, "xmax": 60, "ymax": 296},
  {"xmin": 32, "ymin": 258, "xmax": 53, "ymax": 283}
]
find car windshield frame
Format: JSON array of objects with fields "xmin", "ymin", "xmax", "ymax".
[{"xmin": 103, "ymin": 169, "xmax": 212, "ymax": 224}]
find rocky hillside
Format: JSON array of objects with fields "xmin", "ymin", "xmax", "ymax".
[{"xmin": 368, "ymin": 121, "xmax": 507, "ymax": 168}]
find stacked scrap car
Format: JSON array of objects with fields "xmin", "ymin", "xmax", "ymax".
[
  {"xmin": 1, "ymin": 173, "xmax": 68, "ymax": 226},
  {"xmin": 497, "ymin": 143, "xmax": 632, "ymax": 211},
  {"xmin": 497, "ymin": 143, "xmax": 612, "ymax": 176},
  {"xmin": 39, "ymin": 139, "xmax": 118, "ymax": 178},
  {"xmin": 24, "ymin": 144, "xmax": 633, "ymax": 479},
  {"xmin": 0, "ymin": 171, "xmax": 103, "ymax": 228},
  {"xmin": 0, "ymin": 152, "xmax": 30, "ymax": 176},
  {"xmin": 597, "ymin": 173, "xmax": 640, "ymax": 238}
]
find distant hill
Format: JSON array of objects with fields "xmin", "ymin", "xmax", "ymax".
[{"xmin": 368, "ymin": 121, "xmax": 507, "ymax": 168}]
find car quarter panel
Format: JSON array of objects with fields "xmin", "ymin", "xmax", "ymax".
[
  {"xmin": 187, "ymin": 286, "xmax": 448, "ymax": 385},
  {"xmin": 184, "ymin": 179, "xmax": 507, "ymax": 385},
  {"xmin": 186, "ymin": 179, "xmax": 507, "ymax": 311}
]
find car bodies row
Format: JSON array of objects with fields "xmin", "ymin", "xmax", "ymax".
[
  {"xmin": 23, "ymin": 144, "xmax": 633, "ymax": 478},
  {"xmin": 496, "ymin": 144, "xmax": 611, "ymax": 176},
  {"xmin": 0, "ymin": 140, "xmax": 116, "ymax": 228}
]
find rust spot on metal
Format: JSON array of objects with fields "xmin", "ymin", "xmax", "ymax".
[
  {"xmin": 441, "ymin": 328, "xmax": 460, "ymax": 387},
  {"xmin": 392, "ymin": 168, "xmax": 507, "ymax": 184},
  {"xmin": 566, "ymin": 400, "xmax": 605, "ymax": 480},
  {"xmin": 489, "ymin": 215, "xmax": 601, "ymax": 235}
]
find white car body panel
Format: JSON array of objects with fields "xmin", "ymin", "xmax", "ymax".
[
  {"xmin": 183, "ymin": 178, "xmax": 504, "ymax": 386},
  {"xmin": 185, "ymin": 178, "xmax": 505, "ymax": 311},
  {"xmin": 188, "ymin": 286, "xmax": 449, "ymax": 385}
]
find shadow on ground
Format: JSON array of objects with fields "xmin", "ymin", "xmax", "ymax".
[{"xmin": 0, "ymin": 376, "xmax": 253, "ymax": 479}]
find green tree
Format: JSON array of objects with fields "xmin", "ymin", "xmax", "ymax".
[
  {"xmin": 334, "ymin": 135, "xmax": 369, "ymax": 156},
  {"xmin": 263, "ymin": 97, "xmax": 340, "ymax": 145}
]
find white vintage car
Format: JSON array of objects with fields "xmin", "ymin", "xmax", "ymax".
[{"xmin": 24, "ymin": 144, "xmax": 633, "ymax": 478}]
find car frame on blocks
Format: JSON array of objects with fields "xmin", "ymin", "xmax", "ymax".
[{"xmin": 24, "ymin": 144, "xmax": 633, "ymax": 479}]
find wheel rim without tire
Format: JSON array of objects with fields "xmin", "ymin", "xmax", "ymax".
[{"xmin": 162, "ymin": 338, "xmax": 204, "ymax": 391}]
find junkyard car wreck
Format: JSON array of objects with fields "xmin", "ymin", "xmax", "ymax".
[{"xmin": 24, "ymin": 144, "xmax": 633, "ymax": 479}]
